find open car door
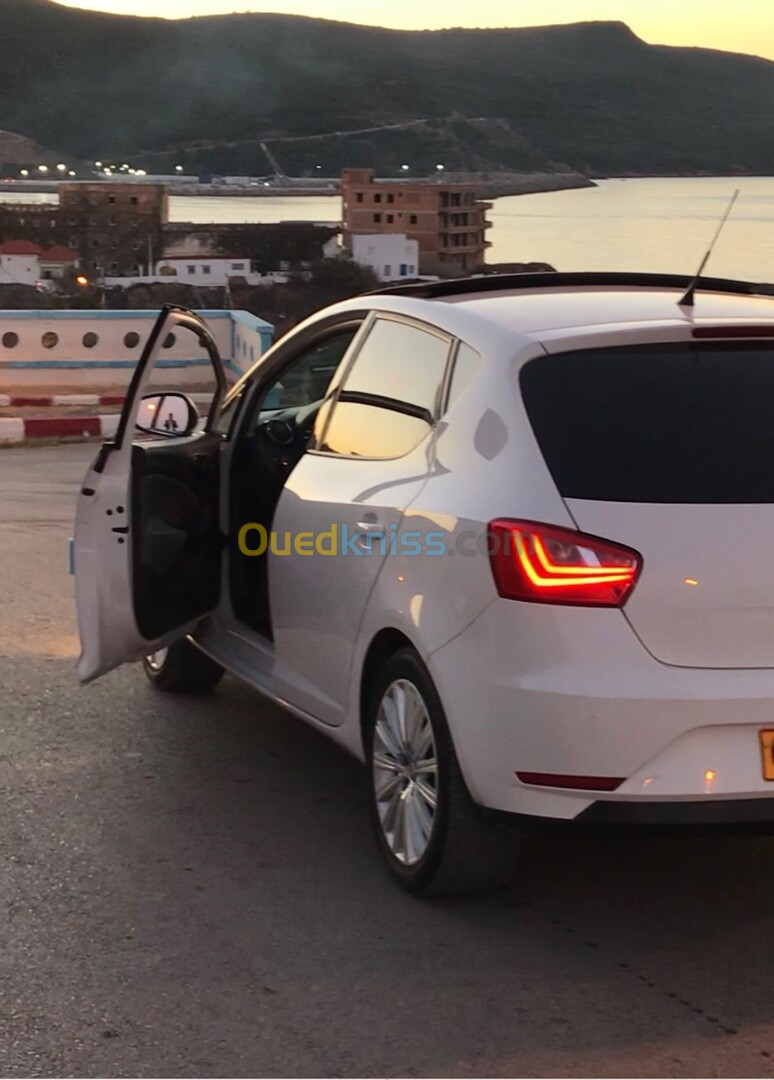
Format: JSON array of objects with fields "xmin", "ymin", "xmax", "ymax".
[{"xmin": 74, "ymin": 306, "xmax": 227, "ymax": 683}]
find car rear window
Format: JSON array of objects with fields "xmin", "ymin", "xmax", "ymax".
[{"xmin": 520, "ymin": 342, "xmax": 774, "ymax": 503}]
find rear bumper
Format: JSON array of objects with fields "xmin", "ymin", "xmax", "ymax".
[
  {"xmin": 428, "ymin": 599, "xmax": 774, "ymax": 821},
  {"xmin": 579, "ymin": 796, "xmax": 774, "ymax": 829},
  {"xmin": 491, "ymin": 796, "xmax": 774, "ymax": 835}
]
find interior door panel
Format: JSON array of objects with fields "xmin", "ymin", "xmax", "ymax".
[
  {"xmin": 74, "ymin": 306, "xmax": 227, "ymax": 684},
  {"xmin": 131, "ymin": 433, "xmax": 222, "ymax": 640}
]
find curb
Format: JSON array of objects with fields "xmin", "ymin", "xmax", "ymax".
[
  {"xmin": 0, "ymin": 414, "xmax": 120, "ymax": 444},
  {"xmin": 0, "ymin": 392, "xmax": 213, "ymax": 408}
]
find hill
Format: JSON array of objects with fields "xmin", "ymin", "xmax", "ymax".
[
  {"xmin": 1, "ymin": 1, "xmax": 774, "ymax": 175},
  {"xmin": 0, "ymin": 129, "xmax": 77, "ymax": 166}
]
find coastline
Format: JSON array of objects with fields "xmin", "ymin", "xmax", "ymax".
[
  {"xmin": 1, "ymin": 171, "xmax": 595, "ymax": 201},
  {"xmin": 4, "ymin": 172, "xmax": 772, "ymax": 201},
  {"xmin": 154, "ymin": 171, "xmax": 596, "ymax": 200}
]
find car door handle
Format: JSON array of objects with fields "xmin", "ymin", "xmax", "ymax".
[{"xmin": 355, "ymin": 517, "xmax": 386, "ymax": 552}]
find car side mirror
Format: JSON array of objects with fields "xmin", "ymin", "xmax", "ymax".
[{"xmin": 135, "ymin": 392, "xmax": 199, "ymax": 437}]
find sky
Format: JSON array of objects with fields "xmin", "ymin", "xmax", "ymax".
[{"xmin": 53, "ymin": 0, "xmax": 774, "ymax": 60}]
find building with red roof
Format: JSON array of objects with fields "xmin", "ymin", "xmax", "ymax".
[
  {"xmin": 0, "ymin": 239, "xmax": 42, "ymax": 256},
  {"xmin": 0, "ymin": 240, "xmax": 80, "ymax": 289},
  {"xmin": 39, "ymin": 245, "xmax": 80, "ymax": 282},
  {"xmin": 41, "ymin": 245, "xmax": 79, "ymax": 263}
]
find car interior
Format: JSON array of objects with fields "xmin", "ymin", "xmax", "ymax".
[{"xmin": 227, "ymin": 325, "xmax": 361, "ymax": 638}]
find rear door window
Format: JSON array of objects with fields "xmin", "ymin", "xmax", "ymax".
[
  {"xmin": 317, "ymin": 317, "xmax": 452, "ymax": 459},
  {"xmin": 520, "ymin": 342, "xmax": 774, "ymax": 503}
]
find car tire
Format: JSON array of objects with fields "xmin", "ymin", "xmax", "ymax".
[
  {"xmin": 142, "ymin": 639, "xmax": 225, "ymax": 693},
  {"xmin": 365, "ymin": 647, "xmax": 521, "ymax": 898}
]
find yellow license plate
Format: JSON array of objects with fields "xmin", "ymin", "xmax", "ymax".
[{"xmin": 760, "ymin": 730, "xmax": 774, "ymax": 780}]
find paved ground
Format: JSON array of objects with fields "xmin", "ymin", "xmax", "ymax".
[{"xmin": 3, "ymin": 443, "xmax": 774, "ymax": 1078}]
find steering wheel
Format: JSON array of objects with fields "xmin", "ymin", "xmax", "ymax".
[
  {"xmin": 259, "ymin": 399, "xmax": 321, "ymax": 448},
  {"xmin": 262, "ymin": 416, "xmax": 296, "ymax": 446}
]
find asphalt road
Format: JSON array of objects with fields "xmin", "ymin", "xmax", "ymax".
[{"xmin": 3, "ymin": 442, "xmax": 774, "ymax": 1078}]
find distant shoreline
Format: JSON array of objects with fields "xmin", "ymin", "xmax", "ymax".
[
  {"xmin": 2, "ymin": 173, "xmax": 771, "ymax": 205},
  {"xmin": 166, "ymin": 172, "xmax": 597, "ymax": 200},
  {"xmin": 0, "ymin": 171, "xmax": 594, "ymax": 201}
]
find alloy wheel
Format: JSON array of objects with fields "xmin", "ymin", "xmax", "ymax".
[{"xmin": 372, "ymin": 678, "xmax": 438, "ymax": 865}]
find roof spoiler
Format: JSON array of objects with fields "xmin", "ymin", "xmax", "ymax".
[{"xmin": 369, "ymin": 271, "xmax": 774, "ymax": 302}]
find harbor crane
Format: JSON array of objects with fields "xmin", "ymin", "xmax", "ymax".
[{"xmin": 260, "ymin": 142, "xmax": 289, "ymax": 185}]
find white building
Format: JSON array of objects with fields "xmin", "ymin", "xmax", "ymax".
[
  {"xmin": 156, "ymin": 256, "xmax": 253, "ymax": 285},
  {"xmin": 39, "ymin": 245, "xmax": 81, "ymax": 282},
  {"xmin": 350, "ymin": 234, "xmax": 419, "ymax": 282},
  {"xmin": 0, "ymin": 240, "xmax": 79, "ymax": 289},
  {"xmin": 0, "ymin": 240, "xmax": 43, "ymax": 287},
  {"xmin": 104, "ymin": 256, "xmax": 289, "ymax": 289}
]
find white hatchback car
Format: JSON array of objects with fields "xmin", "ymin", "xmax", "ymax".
[{"xmin": 74, "ymin": 272, "xmax": 774, "ymax": 896}]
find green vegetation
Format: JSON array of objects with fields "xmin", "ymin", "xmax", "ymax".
[
  {"xmin": 238, "ymin": 260, "xmax": 381, "ymax": 338},
  {"xmin": 2, "ymin": 2, "xmax": 774, "ymax": 175},
  {"xmin": 212, "ymin": 223, "xmax": 339, "ymax": 273},
  {"xmin": 98, "ymin": 260, "xmax": 379, "ymax": 338}
]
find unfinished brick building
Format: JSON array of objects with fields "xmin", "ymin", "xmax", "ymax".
[
  {"xmin": 58, "ymin": 182, "xmax": 169, "ymax": 276},
  {"xmin": 341, "ymin": 168, "xmax": 491, "ymax": 276}
]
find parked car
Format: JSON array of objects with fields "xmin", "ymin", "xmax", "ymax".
[{"xmin": 74, "ymin": 272, "xmax": 774, "ymax": 896}]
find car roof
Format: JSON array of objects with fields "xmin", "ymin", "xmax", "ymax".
[{"xmin": 364, "ymin": 272, "xmax": 774, "ymax": 341}]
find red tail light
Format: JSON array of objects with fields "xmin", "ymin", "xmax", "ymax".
[{"xmin": 488, "ymin": 520, "xmax": 642, "ymax": 607}]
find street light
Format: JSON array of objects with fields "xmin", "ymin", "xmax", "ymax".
[
  {"xmin": 20, "ymin": 169, "xmax": 29, "ymax": 177},
  {"xmin": 95, "ymin": 161, "xmax": 103, "ymax": 168},
  {"xmin": 401, "ymin": 163, "xmax": 410, "ymax": 172},
  {"xmin": 68, "ymin": 170, "xmax": 76, "ymax": 177},
  {"xmin": 436, "ymin": 163, "xmax": 445, "ymax": 172},
  {"xmin": 56, "ymin": 163, "xmax": 67, "ymax": 172},
  {"xmin": 175, "ymin": 165, "xmax": 184, "ymax": 173}
]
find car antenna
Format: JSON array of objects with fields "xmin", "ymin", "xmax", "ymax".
[{"xmin": 679, "ymin": 188, "xmax": 740, "ymax": 307}]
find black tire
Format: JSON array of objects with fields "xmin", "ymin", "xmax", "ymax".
[
  {"xmin": 142, "ymin": 638, "xmax": 225, "ymax": 693},
  {"xmin": 365, "ymin": 647, "xmax": 521, "ymax": 897}
]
